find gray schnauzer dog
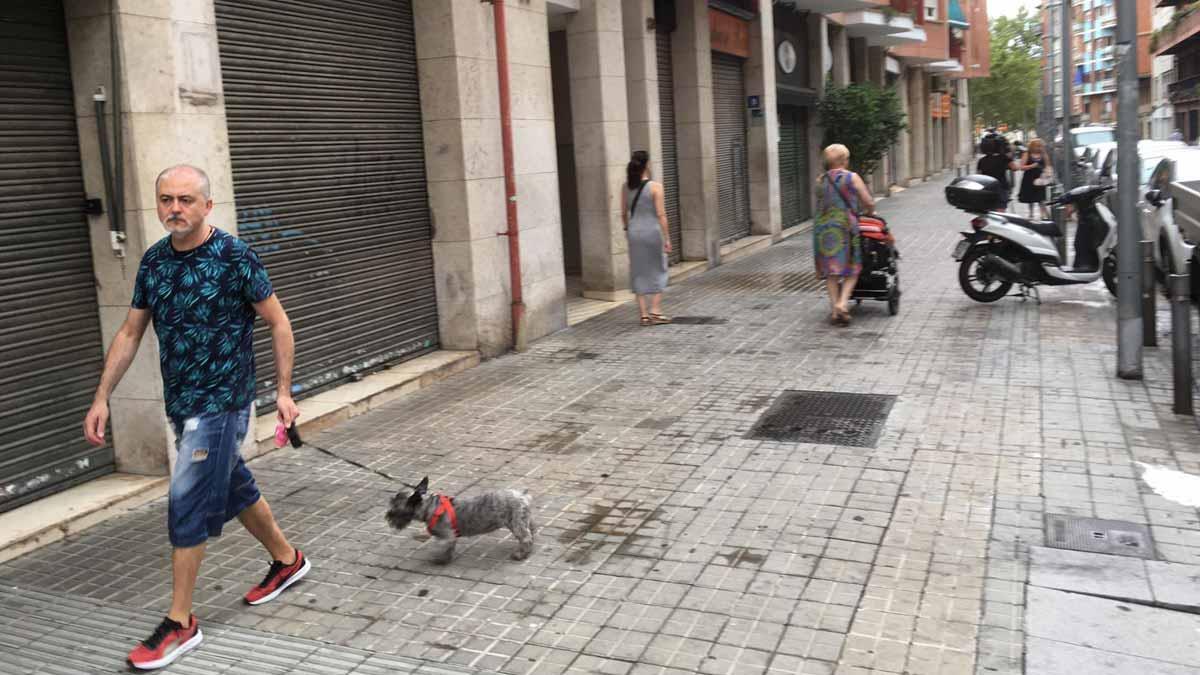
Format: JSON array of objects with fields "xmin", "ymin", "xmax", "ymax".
[{"xmin": 385, "ymin": 477, "xmax": 535, "ymax": 564}]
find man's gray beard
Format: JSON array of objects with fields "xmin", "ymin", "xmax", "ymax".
[{"xmin": 164, "ymin": 219, "xmax": 194, "ymax": 234}]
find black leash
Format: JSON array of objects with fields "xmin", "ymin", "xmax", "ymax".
[{"xmin": 284, "ymin": 424, "xmax": 418, "ymax": 488}]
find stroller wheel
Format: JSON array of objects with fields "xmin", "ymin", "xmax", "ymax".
[{"xmin": 887, "ymin": 288, "xmax": 900, "ymax": 316}]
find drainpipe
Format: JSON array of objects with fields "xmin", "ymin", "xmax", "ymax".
[{"xmin": 486, "ymin": 0, "xmax": 527, "ymax": 351}]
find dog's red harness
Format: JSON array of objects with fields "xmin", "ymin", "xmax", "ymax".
[{"xmin": 427, "ymin": 495, "xmax": 459, "ymax": 536}]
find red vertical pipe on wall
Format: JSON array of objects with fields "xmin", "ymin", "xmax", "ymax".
[{"xmin": 490, "ymin": 0, "xmax": 526, "ymax": 350}]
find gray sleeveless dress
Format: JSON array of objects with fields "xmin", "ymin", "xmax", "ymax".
[{"xmin": 625, "ymin": 181, "xmax": 668, "ymax": 294}]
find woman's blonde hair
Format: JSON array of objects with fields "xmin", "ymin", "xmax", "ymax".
[
  {"xmin": 823, "ymin": 144, "xmax": 850, "ymax": 169},
  {"xmin": 1028, "ymin": 138, "xmax": 1044, "ymax": 153}
]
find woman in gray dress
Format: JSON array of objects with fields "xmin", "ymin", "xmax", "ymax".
[{"xmin": 622, "ymin": 150, "xmax": 672, "ymax": 326}]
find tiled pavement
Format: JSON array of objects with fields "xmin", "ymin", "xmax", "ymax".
[{"xmin": 3, "ymin": 175, "xmax": 1200, "ymax": 675}]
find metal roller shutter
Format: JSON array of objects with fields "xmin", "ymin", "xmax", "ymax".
[
  {"xmin": 712, "ymin": 52, "xmax": 750, "ymax": 242},
  {"xmin": 778, "ymin": 107, "xmax": 800, "ymax": 228},
  {"xmin": 0, "ymin": 4, "xmax": 112, "ymax": 512},
  {"xmin": 214, "ymin": 0, "xmax": 439, "ymax": 409},
  {"xmin": 778, "ymin": 105, "xmax": 811, "ymax": 228},
  {"xmin": 656, "ymin": 31, "xmax": 682, "ymax": 264}
]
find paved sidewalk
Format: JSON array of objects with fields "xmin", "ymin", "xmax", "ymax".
[{"xmin": 2, "ymin": 176, "xmax": 1199, "ymax": 675}]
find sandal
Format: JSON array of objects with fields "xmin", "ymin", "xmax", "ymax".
[
  {"xmin": 649, "ymin": 313, "xmax": 672, "ymax": 325},
  {"xmin": 640, "ymin": 316, "xmax": 652, "ymax": 326}
]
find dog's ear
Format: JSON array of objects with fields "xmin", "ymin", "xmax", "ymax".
[{"xmin": 406, "ymin": 477, "xmax": 429, "ymax": 505}]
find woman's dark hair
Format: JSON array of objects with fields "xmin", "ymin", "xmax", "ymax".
[{"xmin": 626, "ymin": 150, "xmax": 650, "ymax": 189}]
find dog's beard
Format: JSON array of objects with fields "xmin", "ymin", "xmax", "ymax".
[{"xmin": 385, "ymin": 506, "xmax": 415, "ymax": 530}]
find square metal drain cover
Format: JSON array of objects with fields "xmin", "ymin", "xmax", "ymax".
[
  {"xmin": 1044, "ymin": 514, "xmax": 1157, "ymax": 560},
  {"xmin": 670, "ymin": 316, "xmax": 728, "ymax": 325},
  {"xmin": 746, "ymin": 390, "xmax": 896, "ymax": 447}
]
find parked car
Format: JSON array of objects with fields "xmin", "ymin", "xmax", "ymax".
[
  {"xmin": 1055, "ymin": 125, "xmax": 1117, "ymax": 158},
  {"xmin": 1095, "ymin": 140, "xmax": 1188, "ymax": 210},
  {"xmin": 1139, "ymin": 151, "xmax": 1200, "ymax": 302},
  {"xmin": 1055, "ymin": 126, "xmax": 1117, "ymax": 185},
  {"xmin": 1083, "ymin": 142, "xmax": 1117, "ymax": 185}
]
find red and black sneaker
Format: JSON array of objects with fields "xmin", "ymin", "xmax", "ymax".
[
  {"xmin": 128, "ymin": 615, "xmax": 202, "ymax": 670},
  {"xmin": 244, "ymin": 549, "xmax": 311, "ymax": 605}
]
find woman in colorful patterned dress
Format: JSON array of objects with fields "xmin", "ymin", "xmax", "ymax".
[{"xmin": 813, "ymin": 144, "xmax": 875, "ymax": 326}]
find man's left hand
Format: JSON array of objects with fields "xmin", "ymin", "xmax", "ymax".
[{"xmin": 276, "ymin": 394, "xmax": 300, "ymax": 428}]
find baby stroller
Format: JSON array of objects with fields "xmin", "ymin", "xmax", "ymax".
[{"xmin": 852, "ymin": 215, "xmax": 900, "ymax": 316}]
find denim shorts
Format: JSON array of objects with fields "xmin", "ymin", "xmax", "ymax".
[{"xmin": 168, "ymin": 405, "xmax": 261, "ymax": 548}]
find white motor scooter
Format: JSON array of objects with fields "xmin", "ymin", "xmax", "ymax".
[{"xmin": 946, "ymin": 175, "xmax": 1119, "ymax": 303}]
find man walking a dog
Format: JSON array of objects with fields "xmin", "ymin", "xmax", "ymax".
[{"xmin": 83, "ymin": 165, "xmax": 310, "ymax": 670}]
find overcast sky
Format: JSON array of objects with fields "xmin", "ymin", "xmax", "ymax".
[{"xmin": 988, "ymin": 0, "xmax": 1041, "ymax": 19}]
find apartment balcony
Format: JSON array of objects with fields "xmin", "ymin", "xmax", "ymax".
[
  {"xmin": 777, "ymin": 0, "xmax": 877, "ymax": 14},
  {"xmin": 926, "ymin": 59, "xmax": 964, "ymax": 74},
  {"xmin": 891, "ymin": 19, "xmax": 948, "ymax": 63},
  {"xmin": 872, "ymin": 26, "xmax": 926, "ymax": 46},
  {"xmin": 1154, "ymin": 7, "xmax": 1200, "ymax": 56},
  {"xmin": 838, "ymin": 9, "xmax": 916, "ymax": 43},
  {"xmin": 1169, "ymin": 73, "xmax": 1200, "ymax": 104}
]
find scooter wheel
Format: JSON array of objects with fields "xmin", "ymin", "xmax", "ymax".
[
  {"xmin": 887, "ymin": 290, "xmax": 900, "ymax": 316},
  {"xmin": 1102, "ymin": 253, "xmax": 1117, "ymax": 297},
  {"xmin": 959, "ymin": 246, "xmax": 1014, "ymax": 303}
]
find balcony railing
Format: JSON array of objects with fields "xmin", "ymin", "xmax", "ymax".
[{"xmin": 1169, "ymin": 73, "xmax": 1200, "ymax": 103}]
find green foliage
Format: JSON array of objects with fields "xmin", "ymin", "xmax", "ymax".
[
  {"xmin": 969, "ymin": 7, "xmax": 1041, "ymax": 130},
  {"xmin": 816, "ymin": 82, "xmax": 907, "ymax": 178}
]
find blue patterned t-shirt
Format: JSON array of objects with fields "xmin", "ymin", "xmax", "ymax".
[{"xmin": 132, "ymin": 228, "xmax": 274, "ymax": 420}]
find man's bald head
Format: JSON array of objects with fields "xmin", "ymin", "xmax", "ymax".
[{"xmin": 155, "ymin": 164, "xmax": 211, "ymax": 200}]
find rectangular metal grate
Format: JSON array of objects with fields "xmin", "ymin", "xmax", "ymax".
[
  {"xmin": 670, "ymin": 316, "xmax": 729, "ymax": 325},
  {"xmin": 1044, "ymin": 514, "xmax": 1157, "ymax": 560},
  {"xmin": 746, "ymin": 390, "xmax": 896, "ymax": 447}
]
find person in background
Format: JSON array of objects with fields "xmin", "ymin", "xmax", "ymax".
[
  {"xmin": 976, "ymin": 131, "xmax": 1018, "ymax": 210},
  {"xmin": 621, "ymin": 150, "xmax": 672, "ymax": 326},
  {"xmin": 813, "ymin": 144, "xmax": 875, "ymax": 327},
  {"xmin": 1017, "ymin": 138, "xmax": 1049, "ymax": 219}
]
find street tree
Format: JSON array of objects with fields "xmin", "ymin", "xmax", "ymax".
[
  {"xmin": 817, "ymin": 82, "xmax": 906, "ymax": 178},
  {"xmin": 969, "ymin": 7, "xmax": 1042, "ymax": 132}
]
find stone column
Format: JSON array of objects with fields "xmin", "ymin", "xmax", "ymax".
[
  {"xmin": 568, "ymin": 0, "xmax": 632, "ymax": 299},
  {"xmin": 673, "ymin": 0, "xmax": 720, "ymax": 263},
  {"xmin": 957, "ymin": 79, "xmax": 972, "ymax": 166},
  {"xmin": 829, "ymin": 24, "xmax": 850, "ymax": 87},
  {"xmin": 811, "ymin": 16, "xmax": 831, "ymax": 197},
  {"xmin": 907, "ymin": 67, "xmax": 927, "ymax": 180},
  {"xmin": 746, "ymin": 0, "xmax": 780, "ymax": 238},
  {"xmin": 868, "ymin": 47, "xmax": 888, "ymax": 193},
  {"xmin": 65, "ymin": 0, "xmax": 236, "ymax": 475},
  {"xmin": 894, "ymin": 67, "xmax": 911, "ymax": 186},
  {"xmin": 415, "ymin": 0, "xmax": 566, "ymax": 356},
  {"xmin": 622, "ymin": 0, "xmax": 662, "ymax": 164}
]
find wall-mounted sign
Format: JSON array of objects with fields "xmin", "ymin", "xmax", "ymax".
[
  {"xmin": 747, "ymin": 95, "xmax": 761, "ymax": 109},
  {"xmin": 777, "ymin": 39, "xmax": 797, "ymax": 74},
  {"xmin": 710, "ymin": 8, "xmax": 750, "ymax": 58}
]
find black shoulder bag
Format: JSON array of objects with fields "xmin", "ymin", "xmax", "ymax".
[{"xmin": 626, "ymin": 180, "xmax": 650, "ymax": 228}]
